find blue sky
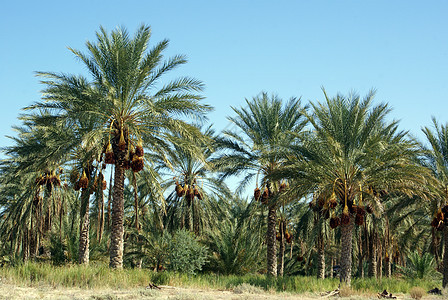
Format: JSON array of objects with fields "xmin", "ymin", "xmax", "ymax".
[{"xmin": 1, "ymin": 0, "xmax": 447, "ymax": 150}]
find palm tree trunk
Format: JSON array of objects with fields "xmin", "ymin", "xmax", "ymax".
[
  {"xmin": 358, "ymin": 229, "xmax": 364, "ymax": 278},
  {"xmin": 106, "ymin": 170, "xmax": 113, "ymax": 231},
  {"xmin": 78, "ymin": 187, "xmax": 90, "ymax": 264},
  {"xmin": 267, "ymin": 204, "xmax": 277, "ymax": 277},
  {"xmin": 377, "ymin": 242, "xmax": 382, "ymax": 279},
  {"xmin": 109, "ymin": 163, "xmax": 125, "ymax": 268},
  {"xmin": 277, "ymin": 220, "xmax": 285, "ymax": 276},
  {"xmin": 329, "ymin": 256, "xmax": 334, "ymax": 278},
  {"xmin": 340, "ymin": 217, "xmax": 354, "ymax": 286},
  {"xmin": 317, "ymin": 234, "xmax": 325, "ymax": 279},
  {"xmin": 30, "ymin": 217, "xmax": 37, "ymax": 259},
  {"xmin": 443, "ymin": 226, "xmax": 448, "ymax": 288},
  {"xmin": 368, "ymin": 230, "xmax": 377, "ymax": 278},
  {"xmin": 385, "ymin": 256, "xmax": 391, "ymax": 278},
  {"xmin": 132, "ymin": 172, "xmax": 139, "ymax": 230},
  {"xmin": 432, "ymin": 228, "xmax": 440, "ymax": 264},
  {"xmin": 22, "ymin": 228, "xmax": 29, "ymax": 262},
  {"xmin": 97, "ymin": 173, "xmax": 105, "ymax": 243}
]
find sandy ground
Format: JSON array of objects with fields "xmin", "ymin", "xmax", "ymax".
[
  {"xmin": 0, "ymin": 283, "xmax": 442, "ymax": 300},
  {"xmin": 0, "ymin": 283, "xmax": 320, "ymax": 300}
]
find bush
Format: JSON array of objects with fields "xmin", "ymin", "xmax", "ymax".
[
  {"xmin": 151, "ymin": 271, "xmax": 171, "ymax": 285},
  {"xmin": 233, "ymin": 283, "xmax": 264, "ymax": 294},
  {"xmin": 397, "ymin": 251, "xmax": 438, "ymax": 279},
  {"xmin": 409, "ymin": 286, "xmax": 425, "ymax": 299},
  {"xmin": 167, "ymin": 230, "xmax": 208, "ymax": 275},
  {"xmin": 49, "ymin": 234, "xmax": 67, "ymax": 265}
]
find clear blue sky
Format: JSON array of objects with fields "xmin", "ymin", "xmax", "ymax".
[{"xmin": 1, "ymin": 0, "xmax": 447, "ymax": 149}]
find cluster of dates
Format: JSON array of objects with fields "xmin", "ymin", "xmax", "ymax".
[
  {"xmin": 175, "ymin": 181, "xmax": 203, "ymax": 205},
  {"xmin": 310, "ymin": 189, "xmax": 375, "ymax": 229},
  {"xmin": 431, "ymin": 205, "xmax": 448, "ymax": 231},
  {"xmin": 253, "ymin": 181, "xmax": 288, "ymax": 204}
]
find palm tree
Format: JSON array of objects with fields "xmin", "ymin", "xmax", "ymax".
[
  {"xmin": 278, "ymin": 90, "xmax": 430, "ymax": 285},
  {"xmin": 24, "ymin": 90, "xmax": 105, "ymax": 265},
  {"xmin": 28, "ymin": 25, "xmax": 211, "ymax": 268},
  {"xmin": 154, "ymin": 126, "xmax": 230, "ymax": 235},
  {"xmin": 422, "ymin": 118, "xmax": 448, "ymax": 287},
  {"xmin": 0, "ymin": 116, "xmax": 72, "ymax": 261},
  {"xmin": 204, "ymin": 197, "xmax": 265, "ymax": 275},
  {"xmin": 214, "ymin": 92, "xmax": 307, "ymax": 276}
]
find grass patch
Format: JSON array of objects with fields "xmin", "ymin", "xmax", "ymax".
[
  {"xmin": 232, "ymin": 283, "xmax": 264, "ymax": 294},
  {"xmin": 0, "ymin": 262, "xmax": 442, "ymax": 296},
  {"xmin": 409, "ymin": 286, "xmax": 425, "ymax": 299}
]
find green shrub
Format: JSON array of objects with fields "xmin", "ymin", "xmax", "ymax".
[
  {"xmin": 151, "ymin": 271, "xmax": 171, "ymax": 285},
  {"xmin": 167, "ymin": 230, "xmax": 208, "ymax": 275},
  {"xmin": 50, "ymin": 234, "xmax": 67, "ymax": 265},
  {"xmin": 397, "ymin": 251, "xmax": 438, "ymax": 279}
]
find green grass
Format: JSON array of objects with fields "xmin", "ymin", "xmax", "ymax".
[{"xmin": 0, "ymin": 262, "xmax": 442, "ymax": 295}]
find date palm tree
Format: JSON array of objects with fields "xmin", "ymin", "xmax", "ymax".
[
  {"xmin": 28, "ymin": 25, "xmax": 210, "ymax": 268},
  {"xmin": 214, "ymin": 92, "xmax": 307, "ymax": 276},
  {"xmin": 0, "ymin": 119, "xmax": 71, "ymax": 261},
  {"xmin": 155, "ymin": 126, "xmax": 231, "ymax": 235},
  {"xmin": 422, "ymin": 118, "xmax": 448, "ymax": 287},
  {"xmin": 278, "ymin": 90, "xmax": 431, "ymax": 285}
]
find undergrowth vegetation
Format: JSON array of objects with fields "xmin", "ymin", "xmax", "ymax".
[{"xmin": 0, "ymin": 262, "xmax": 441, "ymax": 295}]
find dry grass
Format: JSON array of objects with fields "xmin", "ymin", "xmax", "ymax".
[{"xmin": 409, "ymin": 286, "xmax": 426, "ymax": 299}]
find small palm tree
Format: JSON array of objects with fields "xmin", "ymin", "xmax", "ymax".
[{"xmin": 397, "ymin": 251, "xmax": 437, "ymax": 279}]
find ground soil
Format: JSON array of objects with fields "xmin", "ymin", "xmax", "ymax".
[{"xmin": 0, "ymin": 283, "xmax": 442, "ymax": 300}]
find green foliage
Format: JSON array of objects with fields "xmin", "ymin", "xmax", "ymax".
[
  {"xmin": 205, "ymin": 222, "xmax": 263, "ymax": 275},
  {"xmin": 397, "ymin": 251, "xmax": 439, "ymax": 279},
  {"xmin": 167, "ymin": 230, "xmax": 208, "ymax": 275},
  {"xmin": 0, "ymin": 262, "xmax": 441, "ymax": 295},
  {"xmin": 150, "ymin": 271, "xmax": 171, "ymax": 285},
  {"xmin": 204, "ymin": 201, "xmax": 264, "ymax": 275},
  {"xmin": 49, "ymin": 234, "xmax": 67, "ymax": 265}
]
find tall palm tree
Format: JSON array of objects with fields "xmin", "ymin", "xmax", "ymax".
[
  {"xmin": 28, "ymin": 25, "xmax": 211, "ymax": 268},
  {"xmin": 214, "ymin": 92, "xmax": 307, "ymax": 276},
  {"xmin": 422, "ymin": 118, "xmax": 448, "ymax": 287},
  {"xmin": 278, "ymin": 90, "xmax": 430, "ymax": 285}
]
